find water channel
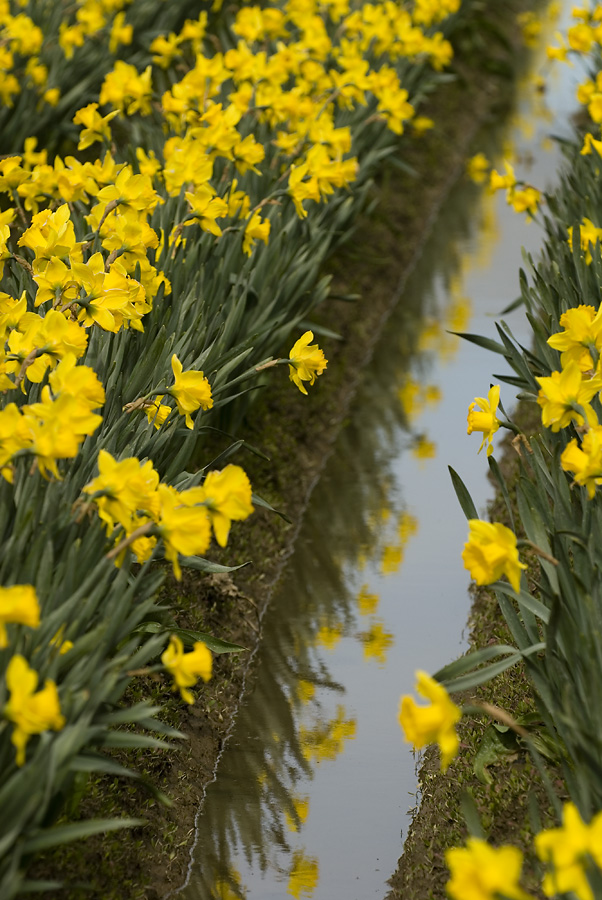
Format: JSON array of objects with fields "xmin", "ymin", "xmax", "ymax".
[{"xmin": 174, "ymin": 4, "xmax": 581, "ymax": 898}]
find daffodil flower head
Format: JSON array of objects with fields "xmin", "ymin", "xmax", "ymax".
[
  {"xmin": 288, "ymin": 331, "xmax": 327, "ymax": 395},
  {"xmin": 561, "ymin": 425, "xmax": 602, "ymax": 498},
  {"xmin": 194, "ymin": 464, "xmax": 253, "ymax": 547},
  {"xmin": 467, "ymin": 384, "xmax": 500, "ymax": 456},
  {"xmin": 161, "ymin": 634, "xmax": 212, "ymax": 704},
  {"xmin": 536, "ymin": 361, "xmax": 602, "ymax": 431},
  {"xmin": 446, "ymin": 838, "xmax": 532, "ymax": 900},
  {"xmin": 168, "ymin": 354, "xmax": 213, "ymax": 429},
  {"xmin": 0, "ymin": 585, "xmax": 40, "ymax": 648},
  {"xmin": 462, "ymin": 519, "xmax": 526, "ymax": 593},
  {"xmin": 535, "ymin": 802, "xmax": 602, "ymax": 900},
  {"xmin": 4, "ymin": 654, "xmax": 65, "ymax": 766},
  {"xmin": 398, "ymin": 670, "xmax": 461, "ymax": 772}
]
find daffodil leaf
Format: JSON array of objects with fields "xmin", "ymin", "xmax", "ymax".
[
  {"xmin": 22, "ymin": 819, "xmax": 146, "ymax": 854},
  {"xmin": 171, "ymin": 628, "xmax": 247, "ymax": 655},
  {"xmin": 448, "ymin": 331, "xmax": 506, "ymax": 355},
  {"xmin": 178, "ymin": 555, "xmax": 251, "ymax": 574},
  {"xmin": 252, "ymin": 493, "xmax": 293, "ymax": 524},
  {"xmin": 448, "ymin": 467, "xmax": 478, "ymax": 520}
]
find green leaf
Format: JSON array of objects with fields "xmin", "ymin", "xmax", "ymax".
[
  {"xmin": 494, "ymin": 583, "xmax": 550, "ymax": 624},
  {"xmin": 449, "ymin": 331, "xmax": 506, "ymax": 355},
  {"xmin": 171, "ymin": 628, "xmax": 247, "ymax": 655},
  {"xmin": 434, "ymin": 644, "xmax": 520, "ymax": 682},
  {"xmin": 487, "ymin": 456, "xmax": 514, "ymax": 531},
  {"xmin": 22, "ymin": 819, "xmax": 145, "ymax": 854},
  {"xmin": 460, "ymin": 791, "xmax": 486, "ymax": 839},
  {"xmin": 252, "ymin": 493, "xmax": 293, "ymax": 524},
  {"xmin": 179, "ymin": 555, "xmax": 251, "ymax": 575},
  {"xmin": 448, "ymin": 467, "xmax": 478, "ymax": 520}
]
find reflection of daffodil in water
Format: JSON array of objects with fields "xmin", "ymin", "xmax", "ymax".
[
  {"xmin": 299, "ymin": 704, "xmax": 356, "ymax": 764},
  {"xmin": 214, "ymin": 867, "xmax": 244, "ymax": 900},
  {"xmin": 357, "ymin": 584, "xmax": 379, "ymax": 615},
  {"xmin": 398, "ymin": 511, "xmax": 418, "ymax": 543},
  {"xmin": 285, "ymin": 795, "xmax": 309, "ymax": 833},
  {"xmin": 446, "ymin": 295, "xmax": 472, "ymax": 335},
  {"xmin": 316, "ymin": 622, "xmax": 343, "ymax": 650},
  {"xmin": 288, "ymin": 851, "xmax": 319, "ymax": 899},
  {"xmin": 296, "ymin": 679, "xmax": 316, "ymax": 704},
  {"xmin": 360, "ymin": 620, "xmax": 394, "ymax": 665},
  {"xmin": 381, "ymin": 544, "xmax": 403, "ymax": 574},
  {"xmin": 412, "ymin": 434, "xmax": 436, "ymax": 462}
]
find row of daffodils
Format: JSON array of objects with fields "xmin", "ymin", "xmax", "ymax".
[
  {"xmin": 0, "ymin": 0, "xmax": 468, "ymax": 894},
  {"xmin": 399, "ymin": 4, "xmax": 602, "ymax": 899}
]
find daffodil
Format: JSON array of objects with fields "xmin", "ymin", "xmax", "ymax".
[
  {"xmin": 0, "ymin": 585, "xmax": 40, "ymax": 648},
  {"xmin": 467, "ymin": 385, "xmax": 500, "ymax": 456},
  {"xmin": 535, "ymin": 802, "xmax": 602, "ymax": 900},
  {"xmin": 462, "ymin": 519, "xmax": 526, "ymax": 593},
  {"xmin": 288, "ymin": 331, "xmax": 327, "ymax": 395},
  {"xmin": 536, "ymin": 361, "xmax": 601, "ymax": 431},
  {"xmin": 161, "ymin": 634, "xmax": 212, "ymax": 704},
  {"xmin": 4, "ymin": 654, "xmax": 65, "ymax": 766},
  {"xmin": 156, "ymin": 484, "xmax": 211, "ymax": 579},
  {"xmin": 561, "ymin": 425, "xmax": 602, "ymax": 498},
  {"xmin": 446, "ymin": 838, "xmax": 532, "ymax": 900},
  {"xmin": 399, "ymin": 670, "xmax": 460, "ymax": 771},
  {"xmin": 168, "ymin": 354, "xmax": 213, "ymax": 429},
  {"xmin": 547, "ymin": 305, "xmax": 602, "ymax": 372},
  {"xmin": 191, "ymin": 464, "xmax": 253, "ymax": 547}
]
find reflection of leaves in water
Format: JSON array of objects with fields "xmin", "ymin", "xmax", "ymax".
[
  {"xmin": 284, "ymin": 796, "xmax": 309, "ymax": 833},
  {"xmin": 214, "ymin": 867, "xmax": 245, "ymax": 900},
  {"xmin": 287, "ymin": 851, "xmax": 319, "ymax": 898}
]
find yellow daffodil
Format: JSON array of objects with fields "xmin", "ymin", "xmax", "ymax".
[
  {"xmin": 547, "ymin": 305, "xmax": 602, "ymax": 372},
  {"xmin": 84, "ymin": 449, "xmax": 160, "ymax": 533},
  {"xmin": 536, "ymin": 361, "xmax": 601, "ymax": 431},
  {"xmin": 161, "ymin": 634, "xmax": 212, "ymax": 704},
  {"xmin": 462, "ymin": 519, "xmax": 526, "ymax": 593},
  {"xmin": 0, "ymin": 585, "xmax": 40, "ymax": 648},
  {"xmin": 156, "ymin": 484, "xmax": 211, "ymax": 579},
  {"xmin": 191, "ymin": 464, "xmax": 253, "ymax": 547},
  {"xmin": 4, "ymin": 654, "xmax": 65, "ymax": 766},
  {"xmin": 568, "ymin": 217, "xmax": 602, "ymax": 264},
  {"xmin": 168, "ymin": 354, "xmax": 213, "ymax": 429},
  {"xmin": 399, "ymin": 670, "xmax": 460, "ymax": 772},
  {"xmin": 288, "ymin": 331, "xmax": 327, "ymax": 395},
  {"xmin": 561, "ymin": 425, "xmax": 602, "ymax": 498},
  {"xmin": 72, "ymin": 103, "xmax": 118, "ymax": 150},
  {"xmin": 446, "ymin": 838, "xmax": 532, "ymax": 900},
  {"xmin": 535, "ymin": 802, "xmax": 602, "ymax": 900},
  {"xmin": 144, "ymin": 396, "xmax": 171, "ymax": 429},
  {"xmin": 467, "ymin": 385, "xmax": 500, "ymax": 456}
]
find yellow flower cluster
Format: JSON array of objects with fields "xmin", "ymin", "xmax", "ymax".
[
  {"xmin": 84, "ymin": 456, "xmax": 253, "ymax": 578},
  {"xmin": 467, "ymin": 154, "xmax": 542, "ymax": 220},
  {"xmin": 442, "ymin": 801, "xmax": 602, "ymax": 900}
]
